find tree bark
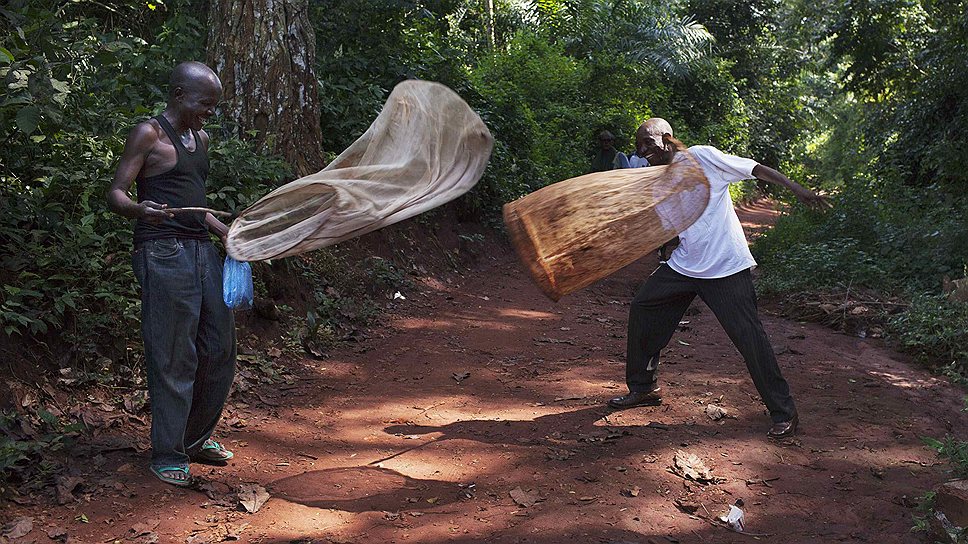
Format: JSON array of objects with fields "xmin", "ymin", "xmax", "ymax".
[{"xmin": 207, "ymin": 0, "xmax": 325, "ymax": 177}]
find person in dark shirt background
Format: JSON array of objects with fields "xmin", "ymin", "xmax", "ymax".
[
  {"xmin": 591, "ymin": 130, "xmax": 630, "ymax": 172},
  {"xmin": 107, "ymin": 61, "xmax": 236, "ymax": 486}
]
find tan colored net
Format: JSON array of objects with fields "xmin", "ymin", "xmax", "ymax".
[
  {"xmin": 503, "ymin": 150, "xmax": 710, "ymax": 301},
  {"xmin": 226, "ymin": 80, "xmax": 494, "ymax": 261}
]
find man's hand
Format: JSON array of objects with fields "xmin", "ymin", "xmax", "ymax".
[
  {"xmin": 752, "ymin": 164, "xmax": 832, "ymax": 211},
  {"xmin": 139, "ymin": 201, "xmax": 174, "ymax": 224},
  {"xmin": 205, "ymin": 213, "xmax": 230, "ymax": 244},
  {"xmin": 791, "ymin": 186, "xmax": 832, "ymax": 210}
]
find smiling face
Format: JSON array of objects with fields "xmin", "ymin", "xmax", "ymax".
[
  {"xmin": 635, "ymin": 118, "xmax": 676, "ymax": 165},
  {"xmin": 167, "ymin": 62, "xmax": 222, "ymax": 133},
  {"xmin": 636, "ymin": 135, "xmax": 672, "ymax": 165},
  {"xmin": 173, "ymin": 77, "xmax": 222, "ymax": 132}
]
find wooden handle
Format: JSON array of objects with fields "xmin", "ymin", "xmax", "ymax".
[{"xmin": 166, "ymin": 207, "xmax": 232, "ymax": 217}]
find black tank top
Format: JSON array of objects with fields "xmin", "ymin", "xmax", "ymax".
[{"xmin": 133, "ymin": 115, "xmax": 211, "ymax": 243}]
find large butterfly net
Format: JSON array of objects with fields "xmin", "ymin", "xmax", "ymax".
[
  {"xmin": 503, "ymin": 151, "xmax": 710, "ymax": 301},
  {"xmin": 226, "ymin": 80, "xmax": 494, "ymax": 261}
]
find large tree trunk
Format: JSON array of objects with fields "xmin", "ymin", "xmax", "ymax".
[{"xmin": 207, "ymin": 0, "xmax": 325, "ymax": 177}]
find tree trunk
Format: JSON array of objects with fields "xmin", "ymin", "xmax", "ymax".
[{"xmin": 207, "ymin": 0, "xmax": 325, "ymax": 177}]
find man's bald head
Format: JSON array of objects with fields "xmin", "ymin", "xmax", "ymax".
[
  {"xmin": 636, "ymin": 118, "xmax": 674, "ymax": 149},
  {"xmin": 635, "ymin": 117, "xmax": 677, "ymax": 165},
  {"xmin": 169, "ymin": 61, "xmax": 221, "ymax": 99}
]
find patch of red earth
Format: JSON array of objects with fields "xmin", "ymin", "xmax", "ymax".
[{"xmin": 6, "ymin": 201, "xmax": 966, "ymax": 543}]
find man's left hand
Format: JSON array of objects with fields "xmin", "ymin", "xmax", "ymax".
[{"xmin": 794, "ymin": 187, "xmax": 832, "ymax": 210}]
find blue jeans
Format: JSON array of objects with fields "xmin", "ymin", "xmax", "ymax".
[{"xmin": 132, "ymin": 238, "xmax": 236, "ymax": 468}]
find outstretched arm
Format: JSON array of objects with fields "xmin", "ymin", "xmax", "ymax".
[{"xmin": 752, "ymin": 164, "xmax": 831, "ymax": 209}]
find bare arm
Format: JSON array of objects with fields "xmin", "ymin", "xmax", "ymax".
[
  {"xmin": 195, "ymin": 129, "xmax": 230, "ymax": 243},
  {"xmin": 752, "ymin": 164, "xmax": 831, "ymax": 209},
  {"xmin": 106, "ymin": 123, "xmax": 174, "ymax": 224},
  {"xmin": 205, "ymin": 213, "xmax": 229, "ymax": 244}
]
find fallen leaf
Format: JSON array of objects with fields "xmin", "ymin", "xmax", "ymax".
[
  {"xmin": 509, "ymin": 487, "xmax": 539, "ymax": 508},
  {"xmin": 55, "ymin": 475, "xmax": 84, "ymax": 505},
  {"xmin": 452, "ymin": 371, "xmax": 470, "ymax": 384},
  {"xmin": 2, "ymin": 517, "xmax": 33, "ymax": 539},
  {"xmin": 127, "ymin": 518, "xmax": 161, "ymax": 538},
  {"xmin": 131, "ymin": 532, "xmax": 159, "ymax": 544},
  {"xmin": 224, "ymin": 522, "xmax": 249, "ymax": 540},
  {"xmin": 674, "ymin": 496, "xmax": 701, "ymax": 513},
  {"xmin": 45, "ymin": 525, "xmax": 68, "ymax": 540},
  {"xmin": 704, "ymin": 404, "xmax": 727, "ymax": 421},
  {"xmin": 238, "ymin": 483, "xmax": 270, "ymax": 513},
  {"xmin": 534, "ymin": 337, "xmax": 575, "ymax": 345},
  {"xmin": 671, "ymin": 450, "xmax": 721, "ymax": 484}
]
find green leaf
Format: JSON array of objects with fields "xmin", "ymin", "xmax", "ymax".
[
  {"xmin": 15, "ymin": 105, "xmax": 40, "ymax": 135},
  {"xmin": 0, "ymin": 47, "xmax": 12, "ymax": 64}
]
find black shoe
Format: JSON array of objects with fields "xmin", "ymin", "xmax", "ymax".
[
  {"xmin": 767, "ymin": 413, "xmax": 799, "ymax": 439},
  {"xmin": 607, "ymin": 389, "xmax": 662, "ymax": 409}
]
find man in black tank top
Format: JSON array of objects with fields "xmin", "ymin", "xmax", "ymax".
[{"xmin": 107, "ymin": 61, "xmax": 237, "ymax": 487}]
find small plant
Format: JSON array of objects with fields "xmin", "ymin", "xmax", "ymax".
[
  {"xmin": 911, "ymin": 491, "xmax": 936, "ymax": 534},
  {"xmin": 923, "ymin": 436, "xmax": 968, "ymax": 479},
  {"xmin": 0, "ymin": 407, "xmax": 83, "ymax": 493},
  {"xmin": 890, "ymin": 295, "xmax": 968, "ymax": 375}
]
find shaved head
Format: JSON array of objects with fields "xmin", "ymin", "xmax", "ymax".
[
  {"xmin": 636, "ymin": 118, "xmax": 674, "ymax": 149},
  {"xmin": 169, "ymin": 61, "xmax": 221, "ymax": 99}
]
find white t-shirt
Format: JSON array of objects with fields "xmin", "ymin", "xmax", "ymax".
[
  {"xmin": 667, "ymin": 145, "xmax": 759, "ymax": 279},
  {"xmin": 629, "ymin": 154, "xmax": 650, "ymax": 168}
]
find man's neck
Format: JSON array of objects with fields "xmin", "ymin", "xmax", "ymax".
[{"xmin": 161, "ymin": 109, "xmax": 189, "ymax": 135}]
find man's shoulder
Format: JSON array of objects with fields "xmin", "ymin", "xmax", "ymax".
[
  {"xmin": 687, "ymin": 145, "xmax": 754, "ymax": 165},
  {"xmin": 128, "ymin": 118, "xmax": 164, "ymax": 145},
  {"xmin": 686, "ymin": 145, "xmax": 722, "ymax": 157}
]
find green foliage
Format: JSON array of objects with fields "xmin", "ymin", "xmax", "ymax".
[
  {"xmin": 924, "ymin": 436, "xmax": 968, "ymax": 479},
  {"xmin": 0, "ymin": 408, "xmax": 82, "ymax": 492},
  {"xmin": 755, "ymin": 237, "xmax": 886, "ymax": 294},
  {"xmin": 911, "ymin": 491, "xmax": 936, "ymax": 534},
  {"xmin": 890, "ymin": 295, "xmax": 968, "ymax": 371},
  {"xmin": 0, "ymin": 2, "xmax": 288, "ymax": 369}
]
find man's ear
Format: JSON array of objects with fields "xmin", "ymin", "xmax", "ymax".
[{"xmin": 172, "ymin": 86, "xmax": 185, "ymax": 102}]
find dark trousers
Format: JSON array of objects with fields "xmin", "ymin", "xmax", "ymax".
[
  {"xmin": 626, "ymin": 264, "xmax": 796, "ymax": 423},
  {"xmin": 133, "ymin": 239, "xmax": 237, "ymax": 468}
]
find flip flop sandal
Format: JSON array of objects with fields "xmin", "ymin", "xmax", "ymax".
[
  {"xmin": 150, "ymin": 465, "xmax": 193, "ymax": 487},
  {"xmin": 193, "ymin": 439, "xmax": 234, "ymax": 463}
]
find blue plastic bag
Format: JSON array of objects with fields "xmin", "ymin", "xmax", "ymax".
[{"xmin": 222, "ymin": 256, "xmax": 253, "ymax": 310}]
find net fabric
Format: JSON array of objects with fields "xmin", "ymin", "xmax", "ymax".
[
  {"xmin": 226, "ymin": 80, "xmax": 494, "ymax": 261},
  {"xmin": 503, "ymin": 150, "xmax": 711, "ymax": 301}
]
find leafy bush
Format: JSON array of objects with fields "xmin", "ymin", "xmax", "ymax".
[
  {"xmin": 889, "ymin": 295, "xmax": 968, "ymax": 372},
  {"xmin": 0, "ymin": 408, "xmax": 82, "ymax": 493},
  {"xmin": 0, "ymin": 2, "xmax": 288, "ymax": 369},
  {"xmin": 923, "ymin": 436, "xmax": 968, "ymax": 479}
]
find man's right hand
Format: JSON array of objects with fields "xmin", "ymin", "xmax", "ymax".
[{"xmin": 139, "ymin": 201, "xmax": 173, "ymax": 224}]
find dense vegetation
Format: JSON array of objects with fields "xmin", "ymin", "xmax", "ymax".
[{"xmin": 1, "ymin": 0, "xmax": 967, "ymax": 488}]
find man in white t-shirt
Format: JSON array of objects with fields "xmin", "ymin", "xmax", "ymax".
[{"xmin": 607, "ymin": 118, "xmax": 828, "ymax": 439}]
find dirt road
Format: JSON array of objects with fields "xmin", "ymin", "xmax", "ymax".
[{"xmin": 6, "ymin": 201, "xmax": 966, "ymax": 543}]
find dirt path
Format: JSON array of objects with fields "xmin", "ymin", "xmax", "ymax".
[{"xmin": 6, "ymin": 202, "xmax": 967, "ymax": 544}]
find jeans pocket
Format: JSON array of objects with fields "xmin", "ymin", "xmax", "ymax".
[
  {"xmin": 132, "ymin": 248, "xmax": 146, "ymax": 284},
  {"xmin": 148, "ymin": 239, "xmax": 183, "ymax": 259}
]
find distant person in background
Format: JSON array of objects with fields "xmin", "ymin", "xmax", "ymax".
[
  {"xmin": 591, "ymin": 130, "xmax": 630, "ymax": 172},
  {"xmin": 628, "ymin": 136, "xmax": 651, "ymax": 167},
  {"xmin": 628, "ymin": 150, "xmax": 650, "ymax": 168}
]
